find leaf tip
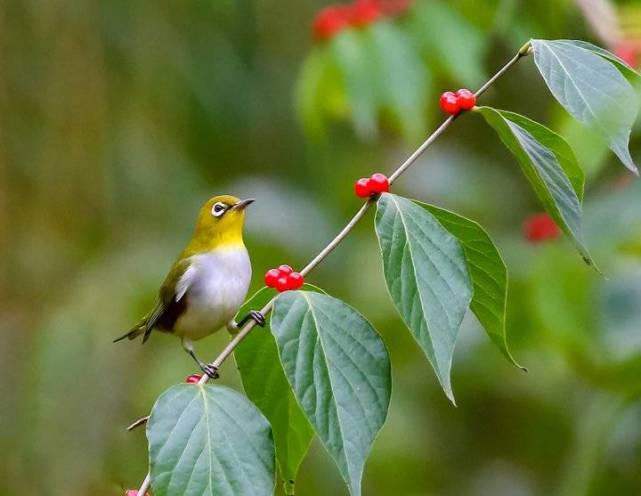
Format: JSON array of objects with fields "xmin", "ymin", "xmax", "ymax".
[
  {"xmin": 508, "ymin": 359, "xmax": 527, "ymax": 372},
  {"xmin": 501, "ymin": 348, "xmax": 526, "ymax": 371},
  {"xmin": 621, "ymin": 154, "xmax": 639, "ymax": 175},
  {"xmin": 584, "ymin": 256, "xmax": 605, "ymax": 276},
  {"xmin": 443, "ymin": 387, "xmax": 457, "ymax": 407}
]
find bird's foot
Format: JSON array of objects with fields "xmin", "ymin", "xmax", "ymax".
[
  {"xmin": 201, "ymin": 363, "xmax": 220, "ymax": 380},
  {"xmin": 249, "ymin": 310, "xmax": 266, "ymax": 327},
  {"xmin": 236, "ymin": 309, "xmax": 266, "ymax": 328}
]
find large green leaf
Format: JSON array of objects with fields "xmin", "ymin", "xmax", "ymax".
[
  {"xmin": 559, "ymin": 40, "xmax": 641, "ymax": 80},
  {"xmin": 375, "ymin": 193, "xmax": 473, "ymax": 403},
  {"xmin": 421, "ymin": 203, "xmax": 522, "ymax": 369},
  {"xmin": 234, "ymin": 287, "xmax": 315, "ymax": 496},
  {"xmin": 478, "ymin": 107, "xmax": 592, "ymax": 265},
  {"xmin": 147, "ymin": 384, "xmax": 275, "ymax": 496},
  {"xmin": 531, "ymin": 39, "xmax": 639, "ymax": 173},
  {"xmin": 271, "ymin": 291, "xmax": 391, "ymax": 496}
]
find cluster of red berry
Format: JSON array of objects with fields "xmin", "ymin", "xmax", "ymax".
[
  {"xmin": 354, "ymin": 172, "xmax": 390, "ymax": 198},
  {"xmin": 523, "ymin": 213, "xmax": 559, "ymax": 243},
  {"xmin": 439, "ymin": 89, "xmax": 477, "ymax": 115},
  {"xmin": 265, "ymin": 265, "xmax": 305, "ymax": 292},
  {"xmin": 313, "ymin": 0, "xmax": 411, "ymax": 41}
]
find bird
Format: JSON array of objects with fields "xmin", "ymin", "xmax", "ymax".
[{"xmin": 114, "ymin": 195, "xmax": 264, "ymax": 378}]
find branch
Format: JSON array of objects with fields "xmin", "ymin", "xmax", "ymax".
[{"xmin": 134, "ymin": 44, "xmax": 531, "ymax": 496}]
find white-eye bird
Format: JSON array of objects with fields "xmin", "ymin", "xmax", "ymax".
[{"xmin": 115, "ymin": 195, "xmax": 264, "ymax": 377}]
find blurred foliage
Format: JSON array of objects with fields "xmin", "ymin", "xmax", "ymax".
[{"xmin": 2, "ymin": 0, "xmax": 641, "ymax": 495}]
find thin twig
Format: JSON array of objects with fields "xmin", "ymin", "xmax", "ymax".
[
  {"xmin": 136, "ymin": 474, "xmax": 151, "ymax": 496},
  {"xmin": 134, "ymin": 45, "xmax": 530, "ymax": 495},
  {"xmin": 475, "ymin": 45, "xmax": 529, "ymax": 98},
  {"xmin": 127, "ymin": 416, "xmax": 150, "ymax": 431}
]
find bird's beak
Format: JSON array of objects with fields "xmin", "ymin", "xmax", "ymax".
[{"xmin": 231, "ymin": 198, "xmax": 255, "ymax": 211}]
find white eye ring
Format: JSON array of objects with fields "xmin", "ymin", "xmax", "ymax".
[{"xmin": 211, "ymin": 202, "xmax": 227, "ymax": 217}]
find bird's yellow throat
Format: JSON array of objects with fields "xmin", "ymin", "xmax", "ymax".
[{"xmin": 184, "ymin": 195, "xmax": 248, "ymax": 255}]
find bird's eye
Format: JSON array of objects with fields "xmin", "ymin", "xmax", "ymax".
[{"xmin": 211, "ymin": 202, "xmax": 227, "ymax": 217}]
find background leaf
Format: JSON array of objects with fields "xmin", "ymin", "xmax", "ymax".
[
  {"xmin": 421, "ymin": 203, "xmax": 522, "ymax": 369},
  {"xmin": 478, "ymin": 107, "xmax": 592, "ymax": 265},
  {"xmin": 531, "ymin": 39, "xmax": 639, "ymax": 173},
  {"xmin": 147, "ymin": 384, "xmax": 275, "ymax": 496},
  {"xmin": 375, "ymin": 193, "xmax": 473, "ymax": 403},
  {"xmin": 294, "ymin": 48, "xmax": 336, "ymax": 139},
  {"xmin": 366, "ymin": 21, "xmax": 429, "ymax": 143},
  {"xmin": 234, "ymin": 287, "xmax": 315, "ymax": 496},
  {"xmin": 332, "ymin": 30, "xmax": 380, "ymax": 140},
  {"xmin": 409, "ymin": 0, "xmax": 487, "ymax": 88},
  {"xmin": 271, "ymin": 291, "xmax": 391, "ymax": 496}
]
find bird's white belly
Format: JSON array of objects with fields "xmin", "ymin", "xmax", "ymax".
[{"xmin": 174, "ymin": 248, "xmax": 251, "ymax": 340}]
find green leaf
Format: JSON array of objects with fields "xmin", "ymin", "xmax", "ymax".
[
  {"xmin": 410, "ymin": 1, "xmax": 487, "ymax": 87},
  {"xmin": 560, "ymin": 40, "xmax": 641, "ymax": 80},
  {"xmin": 294, "ymin": 47, "xmax": 346, "ymax": 139},
  {"xmin": 332, "ymin": 30, "xmax": 380, "ymax": 139},
  {"xmin": 366, "ymin": 21, "xmax": 429, "ymax": 142},
  {"xmin": 294, "ymin": 48, "xmax": 330, "ymax": 139},
  {"xmin": 234, "ymin": 287, "xmax": 315, "ymax": 496},
  {"xmin": 531, "ymin": 39, "xmax": 639, "ymax": 173},
  {"xmin": 147, "ymin": 384, "xmax": 275, "ymax": 496},
  {"xmin": 271, "ymin": 291, "xmax": 391, "ymax": 496},
  {"xmin": 420, "ymin": 203, "xmax": 523, "ymax": 370},
  {"xmin": 375, "ymin": 193, "xmax": 473, "ymax": 403},
  {"xmin": 478, "ymin": 107, "xmax": 592, "ymax": 265}
]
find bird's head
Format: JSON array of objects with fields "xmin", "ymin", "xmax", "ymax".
[{"xmin": 189, "ymin": 195, "xmax": 254, "ymax": 252}]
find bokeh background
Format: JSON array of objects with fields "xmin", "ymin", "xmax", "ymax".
[{"xmin": 2, "ymin": 0, "xmax": 641, "ymax": 494}]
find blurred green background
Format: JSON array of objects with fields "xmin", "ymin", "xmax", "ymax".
[{"xmin": 3, "ymin": 0, "xmax": 641, "ymax": 494}]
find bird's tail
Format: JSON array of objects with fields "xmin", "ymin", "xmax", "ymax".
[{"xmin": 113, "ymin": 323, "xmax": 145, "ymax": 343}]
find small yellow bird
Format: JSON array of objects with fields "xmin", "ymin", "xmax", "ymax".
[{"xmin": 115, "ymin": 195, "xmax": 264, "ymax": 377}]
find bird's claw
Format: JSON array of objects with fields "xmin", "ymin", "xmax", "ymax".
[
  {"xmin": 201, "ymin": 363, "xmax": 220, "ymax": 380},
  {"xmin": 235, "ymin": 309, "xmax": 266, "ymax": 329},
  {"xmin": 250, "ymin": 310, "xmax": 266, "ymax": 327}
]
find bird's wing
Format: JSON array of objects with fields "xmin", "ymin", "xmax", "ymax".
[{"xmin": 142, "ymin": 258, "xmax": 194, "ymax": 342}]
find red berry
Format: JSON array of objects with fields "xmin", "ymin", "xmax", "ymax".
[
  {"xmin": 369, "ymin": 173, "xmax": 389, "ymax": 193},
  {"xmin": 613, "ymin": 41, "xmax": 639, "ymax": 68},
  {"xmin": 275, "ymin": 276, "xmax": 290, "ymax": 293},
  {"xmin": 456, "ymin": 89, "xmax": 476, "ymax": 110},
  {"xmin": 265, "ymin": 268, "xmax": 281, "ymax": 288},
  {"xmin": 523, "ymin": 213, "xmax": 560, "ymax": 243},
  {"xmin": 355, "ymin": 177, "xmax": 371, "ymax": 198},
  {"xmin": 125, "ymin": 491, "xmax": 150, "ymax": 496},
  {"xmin": 287, "ymin": 272, "xmax": 304, "ymax": 290},
  {"xmin": 349, "ymin": 0, "xmax": 382, "ymax": 27},
  {"xmin": 278, "ymin": 264, "xmax": 293, "ymax": 275},
  {"xmin": 439, "ymin": 91, "xmax": 460, "ymax": 115},
  {"xmin": 312, "ymin": 5, "xmax": 350, "ymax": 41},
  {"xmin": 185, "ymin": 374, "xmax": 202, "ymax": 384}
]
